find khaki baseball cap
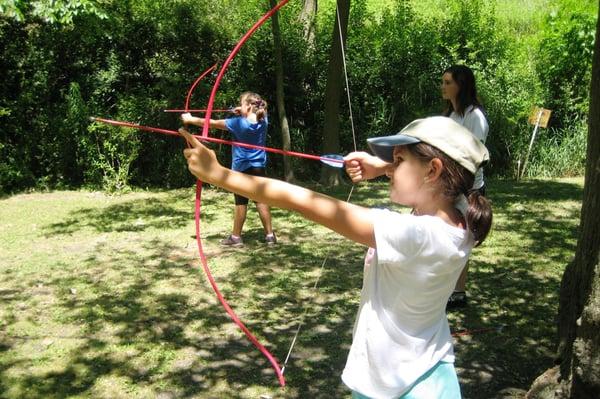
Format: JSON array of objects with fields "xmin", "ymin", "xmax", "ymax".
[{"xmin": 367, "ymin": 116, "xmax": 489, "ymax": 174}]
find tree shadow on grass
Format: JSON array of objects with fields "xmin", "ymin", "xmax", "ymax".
[
  {"xmin": 3, "ymin": 182, "xmax": 364, "ymax": 397},
  {"xmin": 0, "ymin": 178, "xmax": 583, "ymax": 398},
  {"xmin": 42, "ymin": 190, "xmax": 212, "ymax": 236},
  {"xmin": 8, "ymin": 238, "xmax": 362, "ymax": 398},
  {"xmin": 450, "ymin": 178, "xmax": 583, "ymax": 398}
]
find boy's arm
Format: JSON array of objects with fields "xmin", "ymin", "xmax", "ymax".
[{"xmin": 181, "ymin": 128, "xmax": 375, "ymax": 248}]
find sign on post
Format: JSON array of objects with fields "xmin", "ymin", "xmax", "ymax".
[
  {"xmin": 527, "ymin": 106, "xmax": 552, "ymax": 128},
  {"xmin": 519, "ymin": 106, "xmax": 552, "ymax": 179}
]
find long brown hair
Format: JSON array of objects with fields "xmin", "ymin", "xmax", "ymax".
[
  {"xmin": 407, "ymin": 142, "xmax": 492, "ymax": 245},
  {"xmin": 442, "ymin": 65, "xmax": 483, "ymax": 117}
]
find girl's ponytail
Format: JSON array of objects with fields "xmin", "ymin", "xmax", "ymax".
[
  {"xmin": 254, "ymin": 99, "xmax": 267, "ymax": 121},
  {"xmin": 240, "ymin": 91, "xmax": 268, "ymax": 121},
  {"xmin": 408, "ymin": 142, "xmax": 493, "ymax": 245},
  {"xmin": 466, "ymin": 190, "xmax": 492, "ymax": 245}
]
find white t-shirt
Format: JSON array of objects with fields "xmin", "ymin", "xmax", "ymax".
[
  {"xmin": 449, "ymin": 106, "xmax": 489, "ymax": 189},
  {"xmin": 341, "ymin": 209, "xmax": 474, "ymax": 398}
]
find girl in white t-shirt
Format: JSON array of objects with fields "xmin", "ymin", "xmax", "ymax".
[
  {"xmin": 441, "ymin": 65, "xmax": 490, "ymax": 308},
  {"xmin": 180, "ymin": 116, "xmax": 492, "ymax": 398}
]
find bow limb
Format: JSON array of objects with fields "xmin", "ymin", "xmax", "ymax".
[
  {"xmin": 280, "ymin": 0, "xmax": 359, "ymax": 377},
  {"xmin": 192, "ymin": 0, "xmax": 291, "ymax": 387},
  {"xmin": 184, "ymin": 63, "xmax": 218, "ymax": 113},
  {"xmin": 201, "ymin": 0, "xmax": 290, "ymax": 135}
]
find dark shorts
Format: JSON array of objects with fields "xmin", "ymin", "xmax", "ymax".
[{"xmin": 234, "ymin": 167, "xmax": 266, "ymax": 205}]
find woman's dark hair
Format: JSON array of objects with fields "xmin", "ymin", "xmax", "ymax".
[
  {"xmin": 407, "ymin": 142, "xmax": 492, "ymax": 245},
  {"xmin": 442, "ymin": 65, "xmax": 483, "ymax": 117}
]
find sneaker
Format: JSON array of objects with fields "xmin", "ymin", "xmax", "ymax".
[
  {"xmin": 220, "ymin": 235, "xmax": 243, "ymax": 247},
  {"xmin": 447, "ymin": 291, "xmax": 467, "ymax": 309},
  {"xmin": 265, "ymin": 233, "xmax": 277, "ymax": 245}
]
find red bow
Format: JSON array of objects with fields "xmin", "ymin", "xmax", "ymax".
[{"xmin": 188, "ymin": 0, "xmax": 291, "ymax": 387}]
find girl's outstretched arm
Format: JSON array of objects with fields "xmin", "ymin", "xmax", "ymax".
[
  {"xmin": 181, "ymin": 128, "xmax": 375, "ymax": 248},
  {"xmin": 181, "ymin": 112, "xmax": 228, "ymax": 131}
]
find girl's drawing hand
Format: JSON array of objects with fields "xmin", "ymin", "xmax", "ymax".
[{"xmin": 344, "ymin": 151, "xmax": 390, "ymax": 182}]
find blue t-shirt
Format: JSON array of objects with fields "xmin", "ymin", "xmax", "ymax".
[{"xmin": 225, "ymin": 116, "xmax": 268, "ymax": 172}]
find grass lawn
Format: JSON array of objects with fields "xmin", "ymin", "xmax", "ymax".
[{"xmin": 0, "ymin": 177, "xmax": 583, "ymax": 398}]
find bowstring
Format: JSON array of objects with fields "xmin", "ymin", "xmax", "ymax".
[
  {"xmin": 282, "ymin": 0, "xmax": 357, "ymax": 375},
  {"xmin": 337, "ymin": 1, "xmax": 357, "ymax": 152}
]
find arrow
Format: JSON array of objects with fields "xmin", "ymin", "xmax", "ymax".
[
  {"xmin": 90, "ymin": 117, "xmax": 345, "ymax": 168},
  {"xmin": 163, "ymin": 109, "xmax": 234, "ymax": 113}
]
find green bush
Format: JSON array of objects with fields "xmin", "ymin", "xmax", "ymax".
[
  {"xmin": 0, "ymin": 141, "xmax": 33, "ymax": 194},
  {"xmin": 0, "ymin": 0, "xmax": 595, "ymax": 194},
  {"xmin": 536, "ymin": 4, "xmax": 596, "ymax": 127},
  {"xmin": 477, "ymin": 58, "xmax": 541, "ymax": 176}
]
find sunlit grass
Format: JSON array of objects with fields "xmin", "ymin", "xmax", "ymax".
[{"xmin": 0, "ymin": 177, "xmax": 584, "ymax": 398}]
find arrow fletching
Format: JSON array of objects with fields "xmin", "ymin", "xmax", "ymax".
[{"xmin": 320, "ymin": 154, "xmax": 344, "ymax": 168}]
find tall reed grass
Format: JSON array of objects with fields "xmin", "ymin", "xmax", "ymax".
[{"xmin": 520, "ymin": 117, "xmax": 588, "ymax": 178}]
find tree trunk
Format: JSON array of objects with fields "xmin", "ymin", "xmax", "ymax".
[
  {"xmin": 568, "ymin": 3, "xmax": 600, "ymax": 393},
  {"xmin": 527, "ymin": 7, "xmax": 600, "ymax": 398},
  {"xmin": 300, "ymin": 0, "xmax": 317, "ymax": 45},
  {"xmin": 320, "ymin": 0, "xmax": 350, "ymax": 186},
  {"xmin": 268, "ymin": 0, "xmax": 295, "ymax": 182}
]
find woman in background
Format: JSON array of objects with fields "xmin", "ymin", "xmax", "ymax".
[{"xmin": 441, "ymin": 65, "xmax": 489, "ymax": 308}]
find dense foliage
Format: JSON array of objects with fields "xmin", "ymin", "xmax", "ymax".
[{"xmin": 0, "ymin": 0, "xmax": 597, "ymax": 192}]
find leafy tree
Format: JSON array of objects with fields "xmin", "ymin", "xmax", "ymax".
[
  {"xmin": 537, "ymin": 3, "xmax": 597, "ymax": 127},
  {"xmin": 527, "ymin": 5, "xmax": 600, "ymax": 397},
  {"xmin": 0, "ymin": 0, "xmax": 107, "ymax": 24},
  {"xmin": 0, "ymin": 0, "xmax": 595, "ymax": 192}
]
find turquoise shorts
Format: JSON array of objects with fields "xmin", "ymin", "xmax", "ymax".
[{"xmin": 351, "ymin": 361, "xmax": 461, "ymax": 399}]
